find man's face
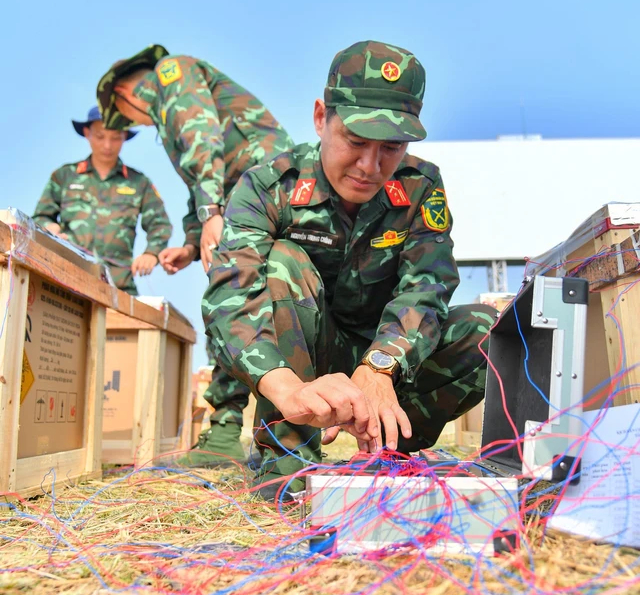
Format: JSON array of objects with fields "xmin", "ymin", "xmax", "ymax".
[
  {"xmin": 313, "ymin": 100, "xmax": 408, "ymax": 204},
  {"xmin": 83, "ymin": 121, "xmax": 126, "ymax": 162},
  {"xmin": 114, "ymin": 82, "xmax": 154, "ymax": 126}
]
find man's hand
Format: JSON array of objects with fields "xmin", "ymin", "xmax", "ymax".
[
  {"xmin": 325, "ymin": 365, "xmax": 412, "ymax": 452},
  {"xmin": 199, "ymin": 214, "xmax": 224, "ymax": 271},
  {"xmin": 131, "ymin": 253, "xmax": 158, "ymax": 277},
  {"xmin": 257, "ymin": 368, "xmax": 379, "ymax": 443},
  {"xmin": 159, "ymin": 245, "xmax": 197, "ymax": 275},
  {"xmin": 44, "ymin": 222, "xmax": 68, "ymax": 241}
]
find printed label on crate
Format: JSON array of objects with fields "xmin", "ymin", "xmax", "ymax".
[{"xmin": 18, "ymin": 275, "xmax": 89, "ymax": 458}]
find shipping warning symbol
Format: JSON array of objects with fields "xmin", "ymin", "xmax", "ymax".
[{"xmin": 20, "ymin": 350, "xmax": 35, "ymax": 404}]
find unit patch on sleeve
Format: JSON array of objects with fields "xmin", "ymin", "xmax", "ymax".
[
  {"xmin": 421, "ymin": 188, "xmax": 449, "ymax": 232},
  {"xmin": 290, "ymin": 179, "xmax": 316, "ymax": 206},
  {"xmin": 158, "ymin": 59, "xmax": 183, "ymax": 86},
  {"xmin": 370, "ymin": 229, "xmax": 408, "ymax": 248},
  {"xmin": 384, "ymin": 180, "xmax": 411, "ymax": 207}
]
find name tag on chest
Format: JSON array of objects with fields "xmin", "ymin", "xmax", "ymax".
[{"xmin": 286, "ymin": 227, "xmax": 341, "ymax": 249}]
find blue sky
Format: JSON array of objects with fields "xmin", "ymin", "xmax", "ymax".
[{"xmin": 2, "ymin": 0, "xmax": 638, "ymax": 368}]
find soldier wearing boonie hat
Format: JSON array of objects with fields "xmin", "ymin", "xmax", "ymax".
[
  {"xmin": 33, "ymin": 105, "xmax": 171, "ymax": 294},
  {"xmin": 201, "ymin": 39, "xmax": 497, "ymax": 502}
]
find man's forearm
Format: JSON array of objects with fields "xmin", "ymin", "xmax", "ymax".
[{"xmin": 256, "ymin": 367, "xmax": 304, "ymax": 409}]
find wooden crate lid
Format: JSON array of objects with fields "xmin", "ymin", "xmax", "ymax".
[
  {"xmin": 0, "ymin": 211, "xmax": 196, "ymax": 344},
  {"xmin": 530, "ymin": 202, "xmax": 640, "ymax": 275}
]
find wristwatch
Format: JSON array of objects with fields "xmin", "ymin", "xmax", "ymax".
[
  {"xmin": 197, "ymin": 204, "xmax": 225, "ymax": 223},
  {"xmin": 361, "ymin": 350, "xmax": 401, "ymax": 385}
]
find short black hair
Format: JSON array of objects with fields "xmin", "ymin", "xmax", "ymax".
[{"xmin": 325, "ymin": 106, "xmax": 338, "ymax": 121}]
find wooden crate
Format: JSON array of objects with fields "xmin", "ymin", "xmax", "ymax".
[
  {"xmin": 1, "ymin": 209, "xmax": 199, "ymax": 497},
  {"xmin": 533, "ymin": 203, "xmax": 640, "ymax": 409},
  {"xmin": 0, "ymin": 211, "xmax": 105, "ymax": 498},
  {"xmin": 102, "ymin": 306, "xmax": 196, "ymax": 466}
]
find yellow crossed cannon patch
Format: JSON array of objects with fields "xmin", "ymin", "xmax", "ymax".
[
  {"xmin": 158, "ymin": 59, "xmax": 183, "ymax": 86},
  {"xmin": 371, "ymin": 229, "xmax": 408, "ymax": 248},
  {"xmin": 421, "ymin": 188, "xmax": 449, "ymax": 232}
]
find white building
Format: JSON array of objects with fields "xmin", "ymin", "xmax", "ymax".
[{"xmin": 409, "ymin": 138, "xmax": 640, "ymax": 266}]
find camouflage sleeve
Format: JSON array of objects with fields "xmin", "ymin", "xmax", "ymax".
[
  {"xmin": 201, "ymin": 172, "xmax": 291, "ymax": 393},
  {"xmin": 182, "ymin": 191, "xmax": 202, "ymax": 252},
  {"xmin": 33, "ymin": 169, "xmax": 63, "ymax": 227},
  {"xmin": 158, "ymin": 57, "xmax": 226, "ymax": 210},
  {"xmin": 368, "ymin": 181, "xmax": 460, "ymax": 384},
  {"xmin": 139, "ymin": 180, "xmax": 173, "ymax": 256}
]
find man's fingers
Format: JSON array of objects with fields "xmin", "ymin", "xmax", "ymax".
[
  {"xmin": 348, "ymin": 388, "xmax": 372, "ymax": 434},
  {"xmin": 322, "ymin": 426, "xmax": 340, "ymax": 445},
  {"xmin": 379, "ymin": 406, "xmax": 400, "ymax": 450}
]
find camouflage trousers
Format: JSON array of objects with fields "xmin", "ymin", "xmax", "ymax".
[
  {"xmin": 255, "ymin": 240, "xmax": 497, "ymax": 464},
  {"xmin": 203, "ymin": 339, "xmax": 250, "ymax": 425}
]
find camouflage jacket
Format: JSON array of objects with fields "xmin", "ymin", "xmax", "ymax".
[
  {"xmin": 133, "ymin": 55, "xmax": 294, "ymax": 247},
  {"xmin": 33, "ymin": 156, "xmax": 172, "ymax": 294},
  {"xmin": 202, "ymin": 142, "xmax": 460, "ymax": 393}
]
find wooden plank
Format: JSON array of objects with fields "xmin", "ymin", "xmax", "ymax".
[
  {"xmin": 132, "ymin": 329, "xmax": 166, "ymax": 467},
  {"xmin": 15, "ymin": 449, "xmax": 101, "ymax": 496},
  {"xmin": 106, "ymin": 308, "xmax": 156, "ymax": 331},
  {"xmin": 177, "ymin": 343, "xmax": 194, "ymax": 452},
  {"xmin": 0, "ymin": 222, "xmax": 117, "ymax": 307},
  {"xmin": 0, "ymin": 263, "xmax": 30, "ymax": 493},
  {"xmin": 84, "ymin": 304, "xmax": 105, "ymax": 476}
]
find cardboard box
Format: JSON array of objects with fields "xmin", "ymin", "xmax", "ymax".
[{"xmin": 101, "ymin": 308, "xmax": 195, "ymax": 466}]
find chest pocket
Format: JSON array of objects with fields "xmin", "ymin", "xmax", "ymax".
[
  {"xmin": 285, "ymin": 226, "xmax": 344, "ymax": 287},
  {"xmin": 358, "ymin": 245, "xmax": 402, "ymax": 286},
  {"xmin": 60, "ymin": 189, "xmax": 94, "ymax": 224},
  {"xmin": 110, "ymin": 192, "xmax": 141, "ymax": 228}
]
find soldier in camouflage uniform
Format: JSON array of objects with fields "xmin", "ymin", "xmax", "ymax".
[
  {"xmin": 96, "ymin": 45, "xmax": 294, "ymax": 466},
  {"xmin": 202, "ymin": 40, "xmax": 497, "ymax": 501},
  {"xmin": 33, "ymin": 106, "xmax": 172, "ymax": 295}
]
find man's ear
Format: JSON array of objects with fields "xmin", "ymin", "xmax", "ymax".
[
  {"xmin": 83, "ymin": 126, "xmax": 91, "ymax": 139},
  {"xmin": 313, "ymin": 99, "xmax": 326, "ymax": 138}
]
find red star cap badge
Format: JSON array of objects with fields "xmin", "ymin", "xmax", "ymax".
[{"xmin": 381, "ymin": 61, "xmax": 402, "ymax": 82}]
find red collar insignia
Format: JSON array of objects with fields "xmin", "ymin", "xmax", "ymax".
[
  {"xmin": 384, "ymin": 180, "xmax": 411, "ymax": 207},
  {"xmin": 291, "ymin": 179, "xmax": 316, "ymax": 206}
]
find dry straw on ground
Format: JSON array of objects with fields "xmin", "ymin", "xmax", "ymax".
[{"xmin": 1, "ymin": 433, "xmax": 639, "ymax": 595}]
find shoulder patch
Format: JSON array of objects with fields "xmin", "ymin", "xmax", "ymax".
[
  {"xmin": 384, "ymin": 180, "xmax": 411, "ymax": 207},
  {"xmin": 290, "ymin": 179, "xmax": 316, "ymax": 206},
  {"xmin": 157, "ymin": 59, "xmax": 183, "ymax": 86},
  {"xmin": 76, "ymin": 161, "xmax": 88, "ymax": 174},
  {"xmin": 421, "ymin": 188, "xmax": 450, "ymax": 232}
]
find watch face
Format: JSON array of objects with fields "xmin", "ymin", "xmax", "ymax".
[
  {"xmin": 370, "ymin": 351, "xmax": 394, "ymax": 368},
  {"xmin": 197, "ymin": 206, "xmax": 209, "ymax": 222}
]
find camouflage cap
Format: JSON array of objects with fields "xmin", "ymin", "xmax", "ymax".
[
  {"xmin": 96, "ymin": 44, "xmax": 169, "ymax": 130},
  {"xmin": 324, "ymin": 40, "xmax": 426, "ymax": 142}
]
